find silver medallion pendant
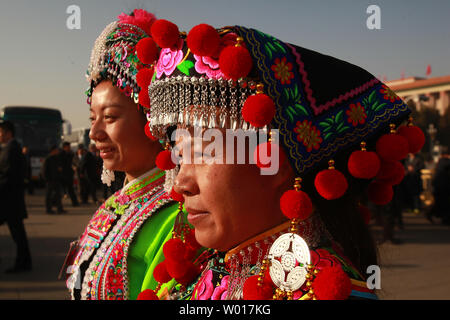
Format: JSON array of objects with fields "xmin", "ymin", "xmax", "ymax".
[{"xmin": 267, "ymin": 233, "xmax": 310, "ymax": 292}]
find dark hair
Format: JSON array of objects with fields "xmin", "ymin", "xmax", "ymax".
[
  {"xmin": 62, "ymin": 141, "xmax": 70, "ymax": 147},
  {"xmin": 302, "ymin": 142, "xmax": 378, "ymax": 277},
  {"xmin": 0, "ymin": 120, "xmax": 15, "ymax": 137}
]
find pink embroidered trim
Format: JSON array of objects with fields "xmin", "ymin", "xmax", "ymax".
[{"xmin": 286, "ymin": 43, "xmax": 379, "ymax": 116}]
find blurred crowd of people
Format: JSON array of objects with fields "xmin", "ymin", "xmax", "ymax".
[
  {"xmin": 40, "ymin": 142, "xmax": 124, "ymax": 214},
  {"xmin": 370, "ymin": 152, "xmax": 450, "ymax": 244}
]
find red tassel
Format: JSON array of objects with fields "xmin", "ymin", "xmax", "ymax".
[
  {"xmin": 138, "ymin": 89, "xmax": 150, "ymax": 108},
  {"xmin": 376, "ymin": 160, "xmax": 405, "ymax": 186},
  {"xmin": 367, "ymin": 180, "xmax": 393, "ymax": 205},
  {"xmin": 376, "ymin": 124, "xmax": 409, "ymax": 161},
  {"xmin": 242, "ymin": 275, "xmax": 274, "ymax": 300},
  {"xmin": 184, "ymin": 228, "xmax": 201, "ymax": 251},
  {"xmin": 174, "ymin": 262, "xmax": 199, "ymax": 286},
  {"xmin": 242, "ymin": 86, "xmax": 276, "ymax": 128},
  {"xmin": 136, "ymin": 68, "xmax": 154, "ymax": 90},
  {"xmin": 165, "ymin": 259, "xmax": 189, "ymax": 279},
  {"xmin": 312, "ymin": 266, "xmax": 352, "ymax": 300},
  {"xmin": 163, "ymin": 238, "xmax": 186, "ymax": 262},
  {"xmin": 187, "ymin": 24, "xmax": 221, "ymax": 57},
  {"xmin": 218, "ymin": 38, "xmax": 253, "ymax": 80},
  {"xmin": 169, "ymin": 187, "xmax": 184, "ymax": 203},
  {"xmin": 155, "ymin": 149, "xmax": 176, "ymax": 170},
  {"xmin": 397, "ymin": 119, "xmax": 425, "ymax": 154},
  {"xmin": 314, "ymin": 160, "xmax": 348, "ymax": 200},
  {"xmin": 136, "ymin": 37, "xmax": 159, "ymax": 65},
  {"xmin": 144, "ymin": 122, "xmax": 157, "ymax": 141},
  {"xmin": 137, "ymin": 289, "xmax": 159, "ymax": 300},
  {"xmin": 279, "ymin": 178, "xmax": 313, "ymax": 221},
  {"xmin": 151, "ymin": 19, "xmax": 180, "ymax": 48},
  {"xmin": 153, "ymin": 261, "xmax": 172, "ymax": 284},
  {"xmin": 347, "ymin": 142, "xmax": 380, "ymax": 179}
]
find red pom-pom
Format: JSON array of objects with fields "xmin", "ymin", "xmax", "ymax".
[
  {"xmin": 376, "ymin": 133, "xmax": 409, "ymax": 161},
  {"xmin": 137, "ymin": 289, "xmax": 159, "ymax": 300},
  {"xmin": 367, "ymin": 180, "xmax": 393, "ymax": 205},
  {"xmin": 184, "ymin": 228, "xmax": 201, "ymax": 251},
  {"xmin": 376, "ymin": 161, "xmax": 405, "ymax": 186},
  {"xmin": 153, "ymin": 261, "xmax": 172, "ymax": 284},
  {"xmin": 144, "ymin": 122, "xmax": 157, "ymax": 141},
  {"xmin": 174, "ymin": 262, "xmax": 199, "ymax": 286},
  {"xmin": 253, "ymin": 142, "xmax": 285, "ymax": 169},
  {"xmin": 219, "ymin": 45, "xmax": 253, "ymax": 80},
  {"xmin": 139, "ymin": 88, "xmax": 150, "ymax": 108},
  {"xmin": 242, "ymin": 93, "xmax": 276, "ymax": 128},
  {"xmin": 151, "ymin": 19, "xmax": 179, "ymax": 48},
  {"xmin": 187, "ymin": 24, "xmax": 220, "ymax": 57},
  {"xmin": 165, "ymin": 259, "xmax": 189, "ymax": 279},
  {"xmin": 312, "ymin": 266, "xmax": 352, "ymax": 300},
  {"xmin": 163, "ymin": 238, "xmax": 186, "ymax": 261},
  {"xmin": 397, "ymin": 125, "xmax": 425, "ymax": 154},
  {"xmin": 242, "ymin": 275, "xmax": 274, "ymax": 300},
  {"xmin": 156, "ymin": 150, "xmax": 176, "ymax": 170},
  {"xmin": 169, "ymin": 187, "xmax": 184, "ymax": 202},
  {"xmin": 358, "ymin": 205, "xmax": 372, "ymax": 225},
  {"xmin": 136, "ymin": 68, "xmax": 154, "ymax": 89},
  {"xmin": 314, "ymin": 169, "xmax": 348, "ymax": 200},
  {"xmin": 347, "ymin": 150, "xmax": 380, "ymax": 179},
  {"xmin": 136, "ymin": 37, "xmax": 159, "ymax": 65},
  {"xmin": 280, "ymin": 189, "xmax": 313, "ymax": 220}
]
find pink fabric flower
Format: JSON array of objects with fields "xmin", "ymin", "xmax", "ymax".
[
  {"xmin": 156, "ymin": 39, "xmax": 184, "ymax": 78},
  {"xmin": 211, "ymin": 275, "xmax": 230, "ymax": 300},
  {"xmin": 193, "ymin": 269, "xmax": 214, "ymax": 300},
  {"xmin": 194, "ymin": 33, "xmax": 238, "ymax": 79},
  {"xmin": 116, "ymin": 194, "xmax": 131, "ymax": 205},
  {"xmin": 117, "ymin": 9, "xmax": 156, "ymax": 35}
]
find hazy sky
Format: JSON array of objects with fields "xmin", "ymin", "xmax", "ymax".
[{"xmin": 0, "ymin": 0, "xmax": 449, "ymax": 128}]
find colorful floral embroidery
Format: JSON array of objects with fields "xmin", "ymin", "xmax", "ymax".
[
  {"xmin": 271, "ymin": 57, "xmax": 294, "ymax": 85},
  {"xmin": 192, "ymin": 269, "xmax": 214, "ymax": 300},
  {"xmin": 346, "ymin": 102, "xmax": 367, "ymax": 126},
  {"xmin": 211, "ymin": 275, "xmax": 230, "ymax": 300},
  {"xmin": 380, "ymin": 84, "xmax": 400, "ymax": 103},
  {"xmin": 105, "ymin": 265, "xmax": 124, "ymax": 300},
  {"xmin": 194, "ymin": 54, "xmax": 224, "ymax": 79},
  {"xmin": 156, "ymin": 38, "xmax": 184, "ymax": 78},
  {"xmin": 294, "ymin": 120, "xmax": 323, "ymax": 152},
  {"xmin": 318, "ymin": 110, "xmax": 350, "ymax": 141},
  {"xmin": 193, "ymin": 33, "xmax": 237, "ymax": 79}
]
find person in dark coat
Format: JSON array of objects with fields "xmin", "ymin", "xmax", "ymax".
[
  {"xmin": 60, "ymin": 142, "xmax": 79, "ymax": 207},
  {"xmin": 0, "ymin": 120, "xmax": 32, "ymax": 273},
  {"xmin": 431, "ymin": 154, "xmax": 450, "ymax": 225},
  {"xmin": 22, "ymin": 146, "xmax": 34, "ymax": 195},
  {"xmin": 42, "ymin": 145, "xmax": 65, "ymax": 214},
  {"xmin": 78, "ymin": 145, "xmax": 98, "ymax": 204}
]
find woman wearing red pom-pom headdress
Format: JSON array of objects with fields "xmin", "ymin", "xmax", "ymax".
[
  {"xmin": 142, "ymin": 18, "xmax": 423, "ymax": 301},
  {"xmin": 63, "ymin": 9, "xmax": 186, "ymax": 300}
]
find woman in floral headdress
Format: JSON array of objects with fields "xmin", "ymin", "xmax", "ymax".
[
  {"xmin": 137, "ymin": 20, "xmax": 425, "ymax": 300},
  {"xmin": 63, "ymin": 10, "xmax": 196, "ymax": 300}
]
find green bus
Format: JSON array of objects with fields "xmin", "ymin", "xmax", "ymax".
[{"xmin": 1, "ymin": 106, "xmax": 63, "ymax": 181}]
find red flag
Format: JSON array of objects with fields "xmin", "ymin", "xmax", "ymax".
[{"xmin": 426, "ymin": 64, "xmax": 432, "ymax": 76}]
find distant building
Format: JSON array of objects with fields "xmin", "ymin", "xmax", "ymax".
[{"xmin": 386, "ymin": 75, "xmax": 450, "ymax": 115}]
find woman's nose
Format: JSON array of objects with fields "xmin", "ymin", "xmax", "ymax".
[
  {"xmin": 89, "ymin": 119, "xmax": 107, "ymax": 142},
  {"xmin": 173, "ymin": 164, "xmax": 200, "ymax": 197}
]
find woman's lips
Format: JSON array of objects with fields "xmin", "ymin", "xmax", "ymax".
[
  {"xmin": 186, "ymin": 207, "xmax": 209, "ymax": 225},
  {"xmin": 99, "ymin": 147, "xmax": 116, "ymax": 159}
]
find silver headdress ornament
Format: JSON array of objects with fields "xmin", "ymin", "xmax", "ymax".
[{"xmin": 148, "ymin": 76, "xmax": 265, "ymax": 139}]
